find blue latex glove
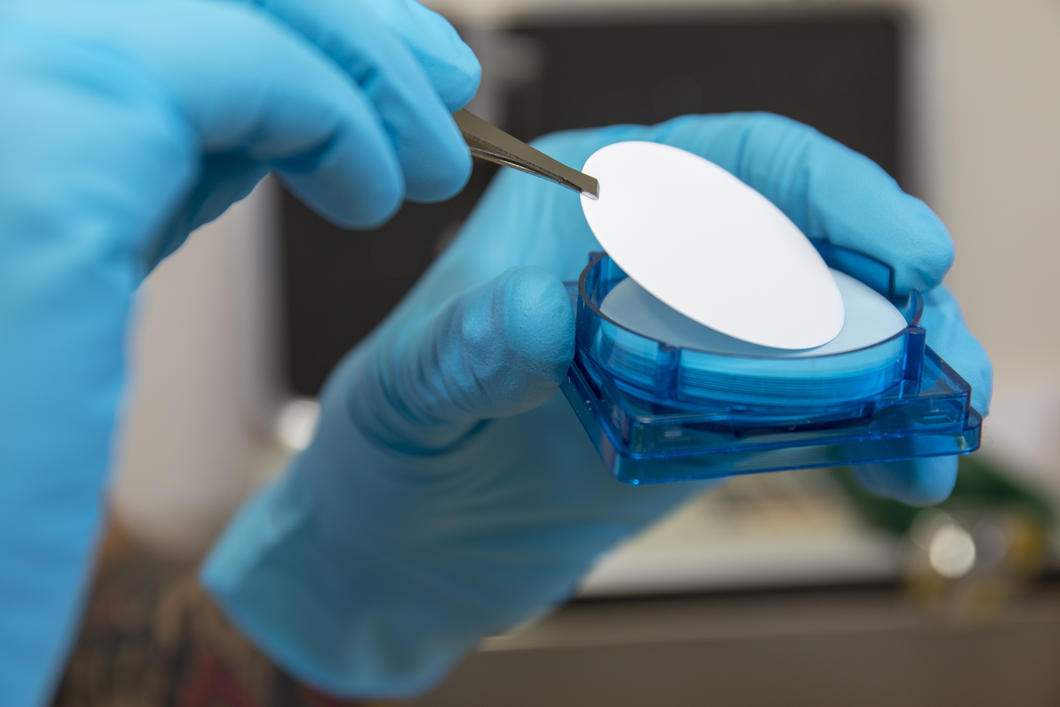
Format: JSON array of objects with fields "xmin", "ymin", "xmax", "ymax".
[
  {"xmin": 202, "ymin": 113, "xmax": 993, "ymax": 698},
  {"xmin": 0, "ymin": 1, "xmax": 478, "ymax": 703}
]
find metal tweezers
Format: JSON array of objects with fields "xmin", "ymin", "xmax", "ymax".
[{"xmin": 454, "ymin": 109, "xmax": 599, "ymax": 199}]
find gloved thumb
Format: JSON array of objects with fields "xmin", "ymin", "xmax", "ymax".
[{"xmin": 342, "ymin": 267, "xmax": 575, "ymax": 453}]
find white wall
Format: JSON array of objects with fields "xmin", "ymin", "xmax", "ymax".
[
  {"xmin": 110, "ymin": 0, "xmax": 1060, "ymax": 554},
  {"xmin": 907, "ymin": 0, "xmax": 1060, "ymax": 485},
  {"xmin": 111, "ymin": 183, "xmax": 288, "ymax": 555}
]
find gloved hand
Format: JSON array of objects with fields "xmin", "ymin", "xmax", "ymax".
[
  {"xmin": 0, "ymin": 1, "xmax": 478, "ymax": 703},
  {"xmin": 202, "ymin": 113, "xmax": 993, "ymax": 698}
]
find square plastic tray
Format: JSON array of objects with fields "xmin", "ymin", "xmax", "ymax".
[{"xmin": 561, "ymin": 252, "xmax": 982, "ymax": 484}]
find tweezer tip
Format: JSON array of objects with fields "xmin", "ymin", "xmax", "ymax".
[{"xmin": 579, "ymin": 176, "xmax": 600, "ymax": 199}]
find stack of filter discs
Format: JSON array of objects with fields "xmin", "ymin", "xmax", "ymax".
[{"xmin": 598, "ymin": 270, "xmax": 909, "ymax": 405}]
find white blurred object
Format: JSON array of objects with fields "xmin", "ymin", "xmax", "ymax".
[
  {"xmin": 980, "ymin": 377, "xmax": 1060, "ymax": 493},
  {"xmin": 927, "ymin": 522, "xmax": 977, "ymax": 579},
  {"xmin": 111, "ymin": 180, "xmax": 287, "ymax": 557},
  {"xmin": 274, "ymin": 398, "xmax": 321, "ymax": 453}
]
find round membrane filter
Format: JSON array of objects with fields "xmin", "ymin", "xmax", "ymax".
[
  {"xmin": 581, "ymin": 141, "xmax": 844, "ymax": 350},
  {"xmin": 594, "ymin": 267, "xmax": 910, "ymax": 406},
  {"xmin": 601, "ymin": 270, "xmax": 907, "ymax": 358}
]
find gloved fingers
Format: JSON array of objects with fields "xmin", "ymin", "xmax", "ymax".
[
  {"xmin": 854, "ymin": 457, "xmax": 958, "ymax": 506},
  {"xmin": 849, "ymin": 286, "xmax": 989, "ymax": 506},
  {"xmin": 531, "ymin": 114, "xmax": 954, "ymax": 295},
  {"xmin": 369, "ymin": 0, "xmax": 481, "ymax": 111},
  {"xmin": 6, "ymin": 0, "xmax": 407, "ymax": 228},
  {"xmin": 148, "ymin": 154, "xmax": 269, "ymax": 264},
  {"xmin": 345, "ymin": 267, "xmax": 575, "ymax": 453},
  {"xmin": 920, "ymin": 285, "xmax": 993, "ymax": 416},
  {"xmin": 248, "ymin": 0, "xmax": 481, "ymax": 112},
  {"xmin": 235, "ymin": 0, "xmax": 476, "ymax": 202},
  {"xmin": 189, "ymin": 155, "xmax": 271, "ymax": 232},
  {"xmin": 177, "ymin": 3, "xmax": 408, "ymax": 226},
  {"xmin": 645, "ymin": 113, "xmax": 955, "ymax": 295}
]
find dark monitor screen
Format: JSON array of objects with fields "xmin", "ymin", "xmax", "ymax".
[{"xmin": 278, "ymin": 10, "xmax": 905, "ymax": 396}]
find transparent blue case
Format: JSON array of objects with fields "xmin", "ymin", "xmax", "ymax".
[{"xmin": 561, "ymin": 251, "xmax": 982, "ymax": 484}]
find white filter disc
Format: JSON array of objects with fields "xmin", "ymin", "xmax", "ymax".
[
  {"xmin": 600, "ymin": 269, "xmax": 908, "ymax": 358},
  {"xmin": 581, "ymin": 141, "xmax": 844, "ymax": 349}
]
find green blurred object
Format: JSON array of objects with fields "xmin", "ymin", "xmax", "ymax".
[
  {"xmin": 833, "ymin": 454, "xmax": 1054, "ymax": 535},
  {"xmin": 836, "ymin": 454, "xmax": 1053, "ymax": 616}
]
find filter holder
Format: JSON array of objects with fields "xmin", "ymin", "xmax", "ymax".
[{"xmin": 561, "ymin": 252, "xmax": 982, "ymax": 484}]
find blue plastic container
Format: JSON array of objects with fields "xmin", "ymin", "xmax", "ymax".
[{"xmin": 561, "ymin": 251, "xmax": 982, "ymax": 484}]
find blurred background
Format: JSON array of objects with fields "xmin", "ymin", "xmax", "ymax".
[{"xmin": 92, "ymin": 0, "xmax": 1060, "ymax": 704}]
